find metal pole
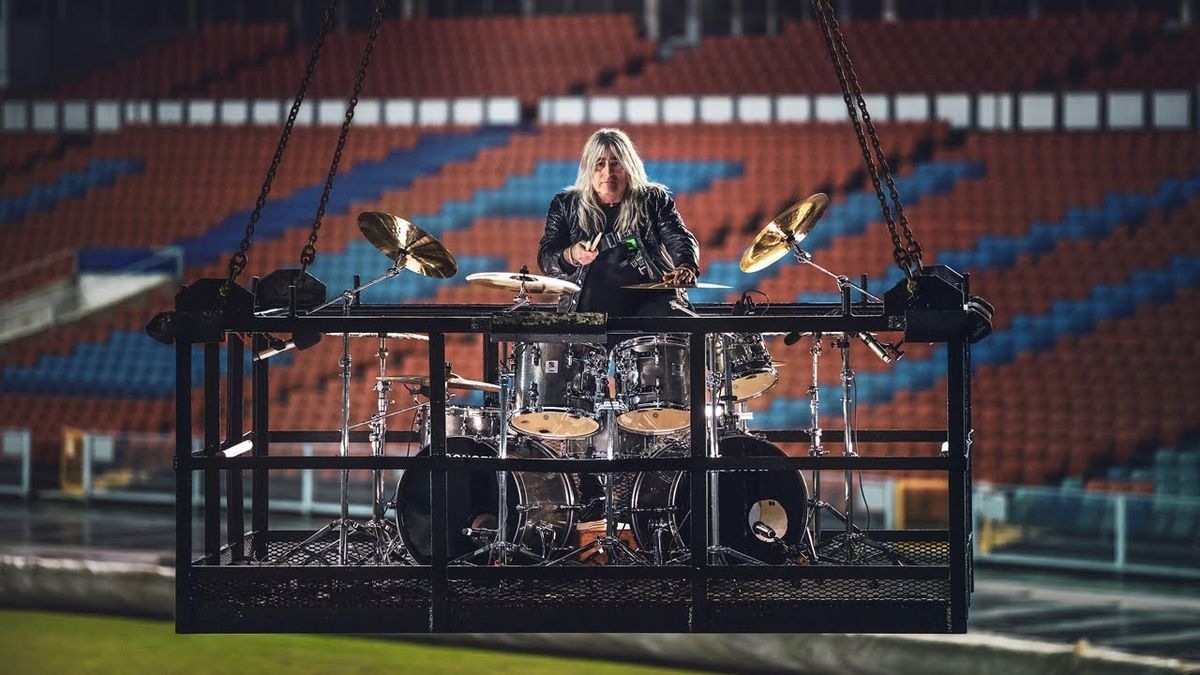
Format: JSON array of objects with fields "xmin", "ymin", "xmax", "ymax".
[
  {"xmin": 496, "ymin": 342, "xmax": 511, "ymax": 565},
  {"xmin": 840, "ymin": 333, "xmax": 856, "ymax": 536},
  {"xmin": 337, "ymin": 299, "xmax": 352, "ymax": 564},
  {"xmin": 809, "ymin": 333, "xmax": 824, "ymax": 547}
]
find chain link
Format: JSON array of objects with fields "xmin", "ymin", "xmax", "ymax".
[
  {"xmin": 220, "ymin": 0, "xmax": 341, "ymax": 299},
  {"xmin": 297, "ymin": 0, "xmax": 390, "ymax": 278},
  {"xmin": 810, "ymin": 0, "xmax": 924, "ymax": 283},
  {"xmin": 824, "ymin": 7, "xmax": 923, "ymax": 273}
]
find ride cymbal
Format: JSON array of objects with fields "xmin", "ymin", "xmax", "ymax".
[
  {"xmin": 466, "ymin": 271, "xmax": 581, "ymax": 295},
  {"xmin": 378, "ymin": 373, "xmax": 501, "ymax": 394},
  {"xmin": 739, "ymin": 193, "xmax": 830, "ymax": 273},
  {"xmin": 357, "ymin": 211, "xmax": 458, "ymax": 278},
  {"xmin": 622, "ymin": 281, "xmax": 731, "ymax": 290}
]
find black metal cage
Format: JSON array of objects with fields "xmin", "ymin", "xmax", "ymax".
[{"xmin": 172, "ymin": 272, "xmax": 974, "ymax": 634}]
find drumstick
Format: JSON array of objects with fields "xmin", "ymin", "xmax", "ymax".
[{"xmin": 585, "ymin": 231, "xmax": 603, "ymax": 251}]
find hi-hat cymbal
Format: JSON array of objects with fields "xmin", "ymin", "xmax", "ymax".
[
  {"xmin": 358, "ymin": 211, "xmax": 458, "ymax": 278},
  {"xmin": 466, "ymin": 271, "xmax": 581, "ymax": 295},
  {"xmin": 332, "ymin": 332, "xmax": 429, "ymax": 340},
  {"xmin": 378, "ymin": 373, "xmax": 501, "ymax": 394},
  {"xmin": 622, "ymin": 280, "xmax": 731, "ymax": 290},
  {"xmin": 739, "ymin": 193, "xmax": 830, "ymax": 273}
]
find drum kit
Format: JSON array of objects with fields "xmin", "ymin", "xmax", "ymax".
[{"xmin": 274, "ymin": 195, "xmax": 907, "ymax": 567}]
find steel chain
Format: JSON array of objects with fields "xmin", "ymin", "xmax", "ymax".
[
  {"xmin": 810, "ymin": 0, "xmax": 923, "ymax": 283},
  {"xmin": 824, "ymin": 7, "xmax": 923, "ymax": 272},
  {"xmin": 220, "ymin": 0, "xmax": 341, "ymax": 298},
  {"xmin": 298, "ymin": 0, "xmax": 390, "ymax": 278}
]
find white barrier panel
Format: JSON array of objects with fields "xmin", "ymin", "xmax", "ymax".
[
  {"xmin": 776, "ymin": 95, "xmax": 810, "ymax": 122},
  {"xmin": 1152, "ymin": 90, "xmax": 1190, "ymax": 129},
  {"xmin": 814, "ymin": 94, "xmax": 844, "ymax": 122},
  {"xmin": 317, "ymin": 99, "xmax": 345, "ymax": 126},
  {"xmin": 94, "ymin": 100, "xmax": 121, "ymax": 132},
  {"xmin": 661, "ymin": 96, "xmax": 696, "ymax": 124},
  {"xmin": 251, "ymin": 99, "xmax": 281, "ymax": 125},
  {"xmin": 977, "ymin": 93, "xmax": 1014, "ymax": 130},
  {"xmin": 451, "ymin": 97, "xmax": 483, "ymax": 126},
  {"xmin": 418, "ymin": 98, "xmax": 449, "ymax": 126},
  {"xmin": 935, "ymin": 93, "xmax": 971, "ymax": 129},
  {"xmin": 62, "ymin": 100, "xmax": 89, "ymax": 131},
  {"xmin": 625, "ymin": 96, "xmax": 659, "ymax": 123},
  {"xmin": 736, "ymin": 95, "xmax": 772, "ymax": 123},
  {"xmin": 32, "ymin": 100, "xmax": 58, "ymax": 131},
  {"xmin": 1019, "ymin": 92, "xmax": 1055, "ymax": 130},
  {"xmin": 486, "ymin": 97, "xmax": 520, "ymax": 125},
  {"xmin": 384, "ymin": 98, "xmax": 415, "ymax": 125},
  {"xmin": 219, "ymin": 99, "xmax": 248, "ymax": 125},
  {"xmin": 588, "ymin": 96, "xmax": 622, "ymax": 124},
  {"xmin": 550, "ymin": 96, "xmax": 586, "ymax": 124},
  {"xmin": 355, "ymin": 98, "xmax": 382, "ymax": 125},
  {"xmin": 1062, "ymin": 92, "xmax": 1100, "ymax": 130},
  {"xmin": 698, "ymin": 96, "xmax": 734, "ymax": 123},
  {"xmin": 1107, "ymin": 91, "xmax": 1144, "ymax": 129},
  {"xmin": 188, "ymin": 100, "xmax": 216, "ymax": 125},
  {"xmin": 156, "ymin": 100, "xmax": 183, "ymax": 124},
  {"xmin": 895, "ymin": 94, "xmax": 929, "ymax": 122},
  {"xmin": 124, "ymin": 100, "xmax": 153, "ymax": 125},
  {"xmin": 2, "ymin": 100, "xmax": 28, "ymax": 131}
]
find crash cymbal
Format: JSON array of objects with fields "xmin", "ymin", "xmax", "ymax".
[
  {"xmin": 739, "ymin": 193, "xmax": 830, "ymax": 273},
  {"xmin": 466, "ymin": 271, "xmax": 581, "ymax": 295},
  {"xmin": 357, "ymin": 211, "xmax": 458, "ymax": 278},
  {"xmin": 622, "ymin": 280, "xmax": 731, "ymax": 290},
  {"xmin": 377, "ymin": 373, "xmax": 501, "ymax": 394}
]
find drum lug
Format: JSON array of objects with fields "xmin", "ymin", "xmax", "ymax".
[{"xmin": 527, "ymin": 382, "xmax": 539, "ymax": 407}]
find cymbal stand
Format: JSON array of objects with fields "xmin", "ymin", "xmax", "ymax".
[
  {"xmin": 707, "ymin": 333, "xmax": 765, "ymax": 565},
  {"xmin": 546, "ymin": 399, "xmax": 646, "ymax": 566},
  {"xmin": 504, "ymin": 265, "xmax": 534, "ymax": 312},
  {"xmin": 803, "ymin": 333, "xmax": 825, "ymax": 563},
  {"xmin": 349, "ymin": 335, "xmax": 406, "ymax": 564},
  {"xmin": 816, "ymin": 331, "xmax": 911, "ymax": 565},
  {"xmin": 276, "ymin": 279, "xmax": 378, "ymax": 565},
  {"xmin": 783, "ymin": 235, "xmax": 882, "ymax": 304},
  {"xmin": 453, "ymin": 342, "xmax": 541, "ymax": 564}
]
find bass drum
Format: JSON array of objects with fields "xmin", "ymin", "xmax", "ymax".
[
  {"xmin": 629, "ymin": 434, "xmax": 808, "ymax": 564},
  {"xmin": 395, "ymin": 435, "xmax": 577, "ymax": 565}
]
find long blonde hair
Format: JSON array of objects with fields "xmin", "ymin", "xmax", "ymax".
[{"xmin": 571, "ymin": 128, "xmax": 663, "ymax": 237}]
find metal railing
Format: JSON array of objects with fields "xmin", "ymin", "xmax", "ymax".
[{"xmin": 0, "ymin": 428, "xmax": 31, "ymax": 498}]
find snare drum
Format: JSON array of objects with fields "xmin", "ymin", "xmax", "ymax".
[
  {"xmin": 417, "ymin": 406, "xmax": 503, "ymax": 445},
  {"xmin": 510, "ymin": 341, "xmax": 607, "ymax": 439},
  {"xmin": 710, "ymin": 333, "xmax": 778, "ymax": 401},
  {"xmin": 613, "ymin": 335, "xmax": 690, "ymax": 435}
]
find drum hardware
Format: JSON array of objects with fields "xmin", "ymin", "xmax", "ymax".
[
  {"xmin": 466, "ymin": 266, "xmax": 582, "ymax": 312},
  {"xmin": 277, "ymin": 212, "xmax": 455, "ymax": 566},
  {"xmin": 547, "ymin": 399, "xmax": 647, "ymax": 566},
  {"xmin": 621, "ymin": 280, "xmax": 732, "ymax": 289}
]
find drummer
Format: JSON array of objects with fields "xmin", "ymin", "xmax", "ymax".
[{"xmin": 537, "ymin": 128, "xmax": 701, "ymax": 317}]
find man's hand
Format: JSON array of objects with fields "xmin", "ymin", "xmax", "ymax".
[
  {"xmin": 564, "ymin": 241, "xmax": 599, "ymax": 266},
  {"xmin": 661, "ymin": 266, "xmax": 697, "ymax": 287}
]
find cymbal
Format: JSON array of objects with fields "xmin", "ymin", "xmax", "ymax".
[
  {"xmin": 332, "ymin": 332, "xmax": 429, "ymax": 340},
  {"xmin": 357, "ymin": 211, "xmax": 457, "ymax": 278},
  {"xmin": 378, "ymin": 373, "xmax": 501, "ymax": 394},
  {"xmin": 739, "ymin": 193, "xmax": 830, "ymax": 273},
  {"xmin": 466, "ymin": 271, "xmax": 581, "ymax": 295},
  {"xmin": 622, "ymin": 281, "xmax": 731, "ymax": 290}
]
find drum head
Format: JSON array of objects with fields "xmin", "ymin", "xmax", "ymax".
[
  {"xmin": 630, "ymin": 434, "xmax": 808, "ymax": 564},
  {"xmin": 395, "ymin": 436, "xmax": 576, "ymax": 564},
  {"xmin": 617, "ymin": 407, "xmax": 690, "ymax": 435},
  {"xmin": 510, "ymin": 410, "xmax": 601, "ymax": 439},
  {"xmin": 730, "ymin": 370, "xmax": 778, "ymax": 401}
]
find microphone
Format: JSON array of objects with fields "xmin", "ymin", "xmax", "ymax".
[
  {"xmin": 783, "ymin": 332, "xmax": 803, "ymax": 346},
  {"xmin": 857, "ymin": 332, "xmax": 891, "ymax": 363},
  {"xmin": 254, "ymin": 335, "xmax": 294, "ymax": 361},
  {"xmin": 752, "ymin": 521, "xmax": 777, "ymax": 541}
]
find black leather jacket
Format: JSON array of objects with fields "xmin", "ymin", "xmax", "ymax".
[{"xmin": 537, "ymin": 186, "xmax": 700, "ymax": 312}]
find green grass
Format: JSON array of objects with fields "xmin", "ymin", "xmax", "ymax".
[{"xmin": 0, "ymin": 609, "xmax": 707, "ymax": 675}]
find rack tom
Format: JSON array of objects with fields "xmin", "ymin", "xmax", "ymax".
[{"xmin": 509, "ymin": 341, "xmax": 607, "ymax": 439}]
